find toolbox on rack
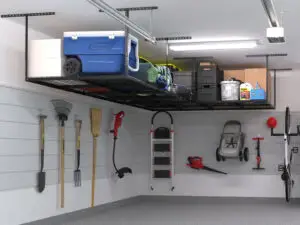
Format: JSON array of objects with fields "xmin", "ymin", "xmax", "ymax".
[
  {"xmin": 63, "ymin": 31, "xmax": 139, "ymax": 75},
  {"xmin": 198, "ymin": 65, "xmax": 224, "ymax": 84},
  {"xmin": 197, "ymin": 84, "xmax": 221, "ymax": 102}
]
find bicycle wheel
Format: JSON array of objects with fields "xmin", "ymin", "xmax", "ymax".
[{"xmin": 285, "ymin": 176, "xmax": 292, "ymax": 202}]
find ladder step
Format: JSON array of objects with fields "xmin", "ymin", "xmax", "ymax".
[
  {"xmin": 154, "ymin": 144, "xmax": 170, "ymax": 152},
  {"xmin": 154, "ymin": 170, "xmax": 171, "ymax": 178},
  {"xmin": 152, "ymin": 139, "xmax": 172, "ymax": 143},
  {"xmin": 154, "ymin": 157, "xmax": 171, "ymax": 165}
]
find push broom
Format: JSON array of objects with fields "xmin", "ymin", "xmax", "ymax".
[
  {"xmin": 52, "ymin": 99, "xmax": 72, "ymax": 208},
  {"xmin": 90, "ymin": 108, "xmax": 102, "ymax": 208}
]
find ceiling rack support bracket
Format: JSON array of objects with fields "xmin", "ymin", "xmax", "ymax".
[
  {"xmin": 246, "ymin": 53, "xmax": 289, "ymax": 110},
  {"xmin": 1, "ymin": 12, "xmax": 55, "ymax": 81}
]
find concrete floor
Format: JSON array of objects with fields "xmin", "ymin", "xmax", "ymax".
[{"xmin": 29, "ymin": 197, "xmax": 300, "ymax": 225}]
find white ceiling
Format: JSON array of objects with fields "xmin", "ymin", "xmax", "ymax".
[{"xmin": 1, "ymin": 0, "xmax": 299, "ymax": 69}]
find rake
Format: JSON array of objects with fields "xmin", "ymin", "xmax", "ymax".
[
  {"xmin": 90, "ymin": 108, "xmax": 102, "ymax": 208},
  {"xmin": 52, "ymin": 99, "xmax": 72, "ymax": 208},
  {"xmin": 74, "ymin": 120, "xmax": 82, "ymax": 187}
]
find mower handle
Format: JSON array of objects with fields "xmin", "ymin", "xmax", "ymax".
[{"xmin": 151, "ymin": 111, "xmax": 173, "ymax": 125}]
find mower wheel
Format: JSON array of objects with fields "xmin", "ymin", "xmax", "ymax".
[
  {"xmin": 222, "ymin": 156, "xmax": 226, "ymax": 161},
  {"xmin": 243, "ymin": 148, "xmax": 249, "ymax": 162},
  {"xmin": 216, "ymin": 148, "xmax": 221, "ymax": 162},
  {"xmin": 239, "ymin": 151, "xmax": 243, "ymax": 162}
]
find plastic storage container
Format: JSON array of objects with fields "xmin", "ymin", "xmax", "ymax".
[
  {"xmin": 197, "ymin": 84, "xmax": 221, "ymax": 102},
  {"xmin": 63, "ymin": 31, "xmax": 139, "ymax": 74},
  {"xmin": 240, "ymin": 83, "xmax": 252, "ymax": 100},
  {"xmin": 250, "ymin": 83, "xmax": 266, "ymax": 100},
  {"xmin": 198, "ymin": 66, "xmax": 224, "ymax": 84},
  {"xmin": 221, "ymin": 81, "xmax": 240, "ymax": 101},
  {"xmin": 29, "ymin": 39, "xmax": 64, "ymax": 78}
]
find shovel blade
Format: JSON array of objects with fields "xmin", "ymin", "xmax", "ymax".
[
  {"xmin": 37, "ymin": 172, "xmax": 46, "ymax": 193},
  {"xmin": 74, "ymin": 170, "xmax": 81, "ymax": 187}
]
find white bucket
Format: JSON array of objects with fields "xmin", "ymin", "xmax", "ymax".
[{"xmin": 221, "ymin": 81, "xmax": 240, "ymax": 101}]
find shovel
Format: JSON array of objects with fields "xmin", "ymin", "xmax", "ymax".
[
  {"xmin": 37, "ymin": 115, "xmax": 47, "ymax": 193},
  {"xmin": 74, "ymin": 120, "xmax": 82, "ymax": 187},
  {"xmin": 52, "ymin": 99, "xmax": 72, "ymax": 208}
]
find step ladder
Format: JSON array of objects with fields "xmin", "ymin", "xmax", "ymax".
[{"xmin": 150, "ymin": 111, "xmax": 175, "ymax": 191}]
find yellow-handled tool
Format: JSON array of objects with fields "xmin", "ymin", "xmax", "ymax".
[
  {"xmin": 90, "ymin": 108, "xmax": 102, "ymax": 208},
  {"xmin": 52, "ymin": 99, "xmax": 72, "ymax": 208}
]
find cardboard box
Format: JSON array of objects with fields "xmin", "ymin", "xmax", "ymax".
[
  {"xmin": 245, "ymin": 68, "xmax": 271, "ymax": 101},
  {"xmin": 224, "ymin": 70, "xmax": 245, "ymax": 82},
  {"xmin": 245, "ymin": 68, "xmax": 268, "ymax": 91}
]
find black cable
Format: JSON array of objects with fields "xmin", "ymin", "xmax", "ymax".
[{"xmin": 112, "ymin": 137, "xmax": 119, "ymax": 174}]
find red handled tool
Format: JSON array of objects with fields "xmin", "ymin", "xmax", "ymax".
[
  {"xmin": 112, "ymin": 111, "xmax": 125, "ymax": 138},
  {"xmin": 252, "ymin": 137, "xmax": 265, "ymax": 170},
  {"xmin": 187, "ymin": 157, "xmax": 227, "ymax": 175},
  {"xmin": 110, "ymin": 111, "xmax": 132, "ymax": 178}
]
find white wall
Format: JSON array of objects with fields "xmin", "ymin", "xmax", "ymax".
[
  {"xmin": 131, "ymin": 70, "xmax": 300, "ymax": 198},
  {"xmin": 0, "ymin": 18, "xmax": 145, "ymax": 225}
]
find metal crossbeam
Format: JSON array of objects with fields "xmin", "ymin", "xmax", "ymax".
[
  {"xmin": 156, "ymin": 36, "xmax": 192, "ymax": 41},
  {"xmin": 99, "ymin": 6, "xmax": 158, "ymax": 12},
  {"xmin": 1, "ymin": 12, "xmax": 55, "ymax": 18},
  {"xmin": 246, "ymin": 53, "xmax": 288, "ymax": 57}
]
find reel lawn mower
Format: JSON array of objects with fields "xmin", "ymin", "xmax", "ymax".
[{"xmin": 216, "ymin": 120, "xmax": 249, "ymax": 162}]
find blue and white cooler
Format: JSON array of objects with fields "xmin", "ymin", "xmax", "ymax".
[{"xmin": 63, "ymin": 31, "xmax": 139, "ymax": 75}]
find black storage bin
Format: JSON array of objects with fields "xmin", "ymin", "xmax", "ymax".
[
  {"xmin": 197, "ymin": 84, "xmax": 221, "ymax": 102},
  {"xmin": 197, "ymin": 66, "xmax": 224, "ymax": 84},
  {"xmin": 154, "ymin": 144, "xmax": 170, "ymax": 152},
  {"xmin": 154, "ymin": 157, "xmax": 171, "ymax": 165},
  {"xmin": 154, "ymin": 170, "xmax": 171, "ymax": 178}
]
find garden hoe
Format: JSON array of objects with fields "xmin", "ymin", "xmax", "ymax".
[
  {"xmin": 90, "ymin": 108, "xmax": 102, "ymax": 208},
  {"xmin": 74, "ymin": 120, "xmax": 82, "ymax": 187},
  {"xmin": 52, "ymin": 99, "xmax": 72, "ymax": 208},
  {"xmin": 37, "ymin": 114, "xmax": 47, "ymax": 193}
]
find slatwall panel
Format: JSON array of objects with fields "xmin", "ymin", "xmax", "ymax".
[
  {"xmin": 0, "ymin": 86, "xmax": 143, "ymax": 191},
  {"xmin": 131, "ymin": 110, "xmax": 300, "ymax": 178}
]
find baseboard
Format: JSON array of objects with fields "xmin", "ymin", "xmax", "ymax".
[
  {"xmin": 22, "ymin": 196, "xmax": 141, "ymax": 225},
  {"xmin": 139, "ymin": 195, "xmax": 300, "ymax": 204}
]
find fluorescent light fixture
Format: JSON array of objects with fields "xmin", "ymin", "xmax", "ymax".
[
  {"xmin": 86, "ymin": 0, "xmax": 156, "ymax": 43},
  {"xmin": 169, "ymin": 40, "xmax": 258, "ymax": 51}
]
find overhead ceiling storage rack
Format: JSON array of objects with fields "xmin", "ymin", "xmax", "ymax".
[{"xmin": 1, "ymin": 1, "xmax": 287, "ymax": 111}]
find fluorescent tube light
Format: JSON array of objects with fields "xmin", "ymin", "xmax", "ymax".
[
  {"xmin": 169, "ymin": 40, "xmax": 258, "ymax": 51},
  {"xmin": 86, "ymin": 0, "xmax": 156, "ymax": 43}
]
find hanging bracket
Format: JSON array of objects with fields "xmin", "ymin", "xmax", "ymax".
[{"xmin": 1, "ymin": 12, "xmax": 56, "ymax": 81}]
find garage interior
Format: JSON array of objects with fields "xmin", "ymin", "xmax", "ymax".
[{"xmin": 1, "ymin": 0, "xmax": 300, "ymax": 225}]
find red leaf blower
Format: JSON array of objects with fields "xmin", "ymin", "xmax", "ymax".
[
  {"xmin": 110, "ymin": 111, "xmax": 132, "ymax": 179},
  {"xmin": 187, "ymin": 157, "xmax": 227, "ymax": 175}
]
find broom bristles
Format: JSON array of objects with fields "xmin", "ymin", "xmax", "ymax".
[{"xmin": 90, "ymin": 108, "xmax": 102, "ymax": 137}]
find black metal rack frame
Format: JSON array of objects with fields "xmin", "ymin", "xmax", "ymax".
[{"xmin": 0, "ymin": 10, "xmax": 289, "ymax": 111}]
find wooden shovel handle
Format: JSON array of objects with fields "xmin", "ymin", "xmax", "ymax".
[
  {"xmin": 60, "ymin": 126, "xmax": 65, "ymax": 208},
  {"xmin": 91, "ymin": 137, "xmax": 97, "ymax": 207}
]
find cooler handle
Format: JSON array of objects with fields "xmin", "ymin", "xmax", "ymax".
[{"xmin": 128, "ymin": 35, "xmax": 139, "ymax": 72}]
